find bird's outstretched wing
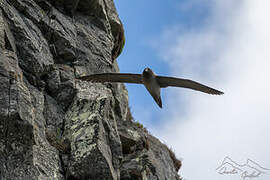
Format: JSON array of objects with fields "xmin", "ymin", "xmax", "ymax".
[
  {"xmin": 157, "ymin": 76, "xmax": 224, "ymax": 95},
  {"xmin": 77, "ymin": 73, "xmax": 143, "ymax": 84}
]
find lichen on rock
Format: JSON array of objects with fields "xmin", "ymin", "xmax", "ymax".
[{"xmin": 0, "ymin": 0, "xmax": 181, "ymax": 179}]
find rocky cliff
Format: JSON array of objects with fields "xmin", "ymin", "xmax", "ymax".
[{"xmin": 0, "ymin": 0, "xmax": 181, "ymax": 179}]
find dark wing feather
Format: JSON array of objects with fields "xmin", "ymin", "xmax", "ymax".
[
  {"xmin": 157, "ymin": 76, "xmax": 224, "ymax": 95},
  {"xmin": 77, "ymin": 73, "xmax": 143, "ymax": 84}
]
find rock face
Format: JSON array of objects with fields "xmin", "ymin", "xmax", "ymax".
[{"xmin": 0, "ymin": 0, "xmax": 181, "ymax": 179}]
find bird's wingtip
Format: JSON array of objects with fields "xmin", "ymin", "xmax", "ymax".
[
  {"xmin": 218, "ymin": 90, "xmax": 225, "ymax": 95},
  {"xmin": 76, "ymin": 76, "xmax": 88, "ymax": 81},
  {"xmin": 214, "ymin": 90, "xmax": 224, "ymax": 95}
]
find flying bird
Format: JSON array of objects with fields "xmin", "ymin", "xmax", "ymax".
[{"xmin": 77, "ymin": 68, "xmax": 224, "ymax": 108}]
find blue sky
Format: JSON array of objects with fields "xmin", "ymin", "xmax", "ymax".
[
  {"xmin": 115, "ymin": 1, "xmax": 270, "ymax": 180},
  {"xmin": 115, "ymin": 0, "xmax": 212, "ymax": 125}
]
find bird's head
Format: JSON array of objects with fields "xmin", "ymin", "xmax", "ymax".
[{"xmin": 143, "ymin": 67, "xmax": 154, "ymax": 78}]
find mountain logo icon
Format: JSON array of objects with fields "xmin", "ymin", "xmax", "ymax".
[{"xmin": 216, "ymin": 156, "xmax": 270, "ymax": 180}]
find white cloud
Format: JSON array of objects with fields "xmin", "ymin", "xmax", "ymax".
[{"xmin": 152, "ymin": 0, "xmax": 270, "ymax": 179}]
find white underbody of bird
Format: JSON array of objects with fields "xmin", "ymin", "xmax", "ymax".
[{"xmin": 77, "ymin": 67, "xmax": 224, "ymax": 108}]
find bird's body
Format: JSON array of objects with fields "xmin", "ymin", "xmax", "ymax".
[
  {"xmin": 142, "ymin": 68, "xmax": 162, "ymax": 108},
  {"xmin": 77, "ymin": 67, "xmax": 224, "ymax": 108}
]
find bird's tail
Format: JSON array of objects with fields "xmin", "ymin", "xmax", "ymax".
[{"xmin": 154, "ymin": 96, "xmax": 162, "ymax": 108}]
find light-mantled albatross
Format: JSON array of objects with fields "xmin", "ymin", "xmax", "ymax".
[{"xmin": 77, "ymin": 67, "xmax": 224, "ymax": 108}]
